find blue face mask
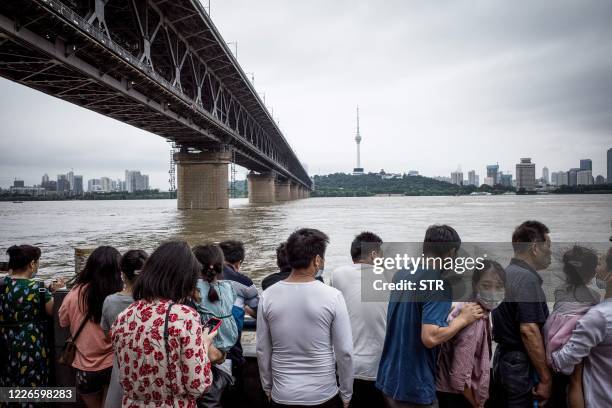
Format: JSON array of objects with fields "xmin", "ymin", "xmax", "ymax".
[{"xmin": 315, "ymin": 267, "xmax": 324, "ymax": 278}]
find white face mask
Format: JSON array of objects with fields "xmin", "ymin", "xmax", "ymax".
[
  {"xmin": 596, "ymin": 277, "xmax": 608, "ymax": 290},
  {"xmin": 476, "ymin": 290, "xmax": 505, "ymax": 310}
]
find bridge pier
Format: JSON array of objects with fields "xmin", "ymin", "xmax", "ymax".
[
  {"xmin": 248, "ymin": 172, "xmax": 276, "ymax": 204},
  {"xmin": 289, "ymin": 182, "xmax": 299, "ymax": 200},
  {"xmin": 275, "ymin": 180, "xmax": 291, "ymax": 201},
  {"xmin": 175, "ymin": 151, "xmax": 231, "ymax": 210}
]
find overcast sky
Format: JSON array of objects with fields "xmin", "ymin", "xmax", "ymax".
[{"xmin": 1, "ymin": 0, "xmax": 611, "ymax": 189}]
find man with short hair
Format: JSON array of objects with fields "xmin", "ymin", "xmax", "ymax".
[
  {"xmin": 491, "ymin": 220, "xmax": 552, "ymax": 407},
  {"xmin": 330, "ymin": 231, "xmax": 387, "ymax": 407},
  {"xmin": 261, "ymin": 242, "xmax": 292, "ymax": 291},
  {"xmin": 257, "ymin": 228, "xmax": 354, "ymax": 407},
  {"xmin": 218, "ymin": 240, "xmax": 259, "ymax": 402},
  {"xmin": 376, "ymin": 225, "xmax": 484, "ymax": 408}
]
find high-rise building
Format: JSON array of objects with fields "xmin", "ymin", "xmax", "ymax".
[
  {"xmin": 468, "ymin": 170, "xmax": 477, "ymax": 186},
  {"xmin": 100, "ymin": 177, "xmax": 112, "ymax": 192},
  {"xmin": 73, "ymin": 175, "xmax": 83, "ymax": 194},
  {"xmin": 516, "ymin": 158, "xmax": 536, "ymax": 191},
  {"xmin": 500, "ymin": 173, "xmax": 513, "ymax": 187},
  {"xmin": 88, "ymin": 178, "xmax": 102, "ymax": 192},
  {"xmin": 451, "ymin": 171, "xmax": 463, "ymax": 186},
  {"xmin": 13, "ymin": 179, "xmax": 25, "ymax": 188},
  {"xmin": 580, "ymin": 159, "xmax": 592, "ymax": 171},
  {"xmin": 486, "ymin": 164, "xmax": 499, "ymax": 185},
  {"xmin": 41, "ymin": 173, "xmax": 49, "ymax": 186},
  {"xmin": 57, "ymin": 174, "xmax": 70, "ymax": 192},
  {"xmin": 551, "ymin": 172, "xmax": 562, "ymax": 186},
  {"xmin": 542, "ymin": 167, "xmax": 549, "ymax": 184},
  {"xmin": 568, "ymin": 168, "xmax": 580, "ymax": 186},
  {"xmin": 556, "ymin": 171, "xmax": 569, "ymax": 186},
  {"xmin": 67, "ymin": 171, "xmax": 74, "ymax": 191},
  {"xmin": 353, "ymin": 106, "xmax": 364, "ymax": 175},
  {"xmin": 577, "ymin": 170, "xmax": 593, "ymax": 186},
  {"xmin": 608, "ymin": 148, "xmax": 612, "ymax": 183},
  {"xmin": 125, "ymin": 170, "xmax": 150, "ymax": 192}
]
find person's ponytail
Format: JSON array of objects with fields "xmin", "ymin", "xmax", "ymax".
[
  {"xmin": 204, "ymin": 265, "xmax": 220, "ymax": 302},
  {"xmin": 192, "ymin": 244, "xmax": 225, "ymax": 303}
]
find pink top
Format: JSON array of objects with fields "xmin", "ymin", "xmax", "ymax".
[
  {"xmin": 111, "ymin": 299, "xmax": 213, "ymax": 407},
  {"xmin": 436, "ymin": 303, "xmax": 491, "ymax": 408},
  {"xmin": 58, "ymin": 284, "xmax": 114, "ymax": 371}
]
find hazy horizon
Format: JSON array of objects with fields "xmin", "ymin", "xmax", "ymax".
[{"xmin": 1, "ymin": 0, "xmax": 611, "ymax": 189}]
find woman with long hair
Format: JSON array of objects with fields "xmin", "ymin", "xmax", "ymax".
[
  {"xmin": 101, "ymin": 249, "xmax": 148, "ymax": 408},
  {"xmin": 111, "ymin": 241, "xmax": 221, "ymax": 407},
  {"xmin": 193, "ymin": 244, "xmax": 238, "ymax": 408},
  {"xmin": 59, "ymin": 246, "xmax": 123, "ymax": 408}
]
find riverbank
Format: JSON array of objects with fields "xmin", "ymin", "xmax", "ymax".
[
  {"xmin": 312, "ymin": 173, "xmax": 612, "ymax": 197},
  {"xmin": 0, "ymin": 190, "xmax": 177, "ymax": 201}
]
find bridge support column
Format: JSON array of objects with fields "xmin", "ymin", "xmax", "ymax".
[
  {"xmin": 290, "ymin": 182, "xmax": 299, "ymax": 200},
  {"xmin": 275, "ymin": 180, "xmax": 291, "ymax": 202},
  {"xmin": 248, "ymin": 172, "xmax": 276, "ymax": 204},
  {"xmin": 175, "ymin": 151, "xmax": 231, "ymax": 210}
]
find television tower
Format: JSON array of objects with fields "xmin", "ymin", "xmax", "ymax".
[{"xmin": 353, "ymin": 106, "xmax": 364, "ymax": 175}]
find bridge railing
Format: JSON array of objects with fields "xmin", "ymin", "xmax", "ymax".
[{"xmin": 39, "ymin": 0, "xmax": 308, "ymax": 187}]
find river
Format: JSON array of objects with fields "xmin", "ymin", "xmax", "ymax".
[{"xmin": 1, "ymin": 195, "xmax": 611, "ymax": 285}]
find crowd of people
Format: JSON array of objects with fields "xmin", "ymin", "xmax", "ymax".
[{"xmin": 1, "ymin": 220, "xmax": 611, "ymax": 408}]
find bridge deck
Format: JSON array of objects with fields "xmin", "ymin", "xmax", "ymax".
[{"xmin": 0, "ymin": 0, "xmax": 310, "ymax": 188}]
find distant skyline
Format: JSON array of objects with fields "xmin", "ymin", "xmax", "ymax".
[{"xmin": 1, "ymin": 0, "xmax": 611, "ymax": 189}]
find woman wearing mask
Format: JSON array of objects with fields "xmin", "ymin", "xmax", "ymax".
[
  {"xmin": 193, "ymin": 244, "xmax": 238, "ymax": 408},
  {"xmin": 543, "ymin": 245, "xmax": 600, "ymax": 408},
  {"xmin": 59, "ymin": 246, "xmax": 124, "ymax": 408},
  {"xmin": 101, "ymin": 249, "xmax": 148, "ymax": 408},
  {"xmin": 0, "ymin": 245, "xmax": 64, "ymax": 389},
  {"xmin": 552, "ymin": 247, "xmax": 612, "ymax": 408},
  {"xmin": 436, "ymin": 260, "xmax": 506, "ymax": 408}
]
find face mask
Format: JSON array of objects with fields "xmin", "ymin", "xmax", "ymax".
[
  {"xmin": 315, "ymin": 267, "xmax": 324, "ymax": 278},
  {"xmin": 596, "ymin": 278, "xmax": 608, "ymax": 290},
  {"xmin": 30, "ymin": 270, "xmax": 38, "ymax": 279},
  {"xmin": 477, "ymin": 290, "xmax": 505, "ymax": 310}
]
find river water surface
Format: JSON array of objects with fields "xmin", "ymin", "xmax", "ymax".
[{"xmin": 1, "ymin": 195, "xmax": 611, "ymax": 285}]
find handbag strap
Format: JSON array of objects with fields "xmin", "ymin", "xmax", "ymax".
[
  {"xmin": 71, "ymin": 314, "xmax": 89, "ymax": 343},
  {"xmin": 163, "ymin": 302, "xmax": 176, "ymax": 407}
]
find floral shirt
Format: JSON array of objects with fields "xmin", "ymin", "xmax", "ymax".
[{"xmin": 110, "ymin": 299, "xmax": 213, "ymax": 407}]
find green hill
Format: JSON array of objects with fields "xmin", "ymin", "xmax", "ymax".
[{"xmin": 311, "ymin": 172, "xmax": 512, "ymax": 197}]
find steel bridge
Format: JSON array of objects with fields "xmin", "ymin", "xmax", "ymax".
[{"xmin": 0, "ymin": 0, "xmax": 311, "ymax": 208}]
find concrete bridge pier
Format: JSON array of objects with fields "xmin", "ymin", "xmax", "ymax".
[
  {"xmin": 290, "ymin": 182, "xmax": 299, "ymax": 200},
  {"xmin": 248, "ymin": 172, "xmax": 276, "ymax": 204},
  {"xmin": 175, "ymin": 151, "xmax": 232, "ymax": 209},
  {"xmin": 275, "ymin": 180, "xmax": 291, "ymax": 201}
]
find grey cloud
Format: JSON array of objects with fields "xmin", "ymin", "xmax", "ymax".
[{"xmin": 1, "ymin": 0, "xmax": 611, "ymax": 187}]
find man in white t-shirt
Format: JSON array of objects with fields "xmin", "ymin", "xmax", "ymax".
[{"xmin": 329, "ymin": 231, "xmax": 387, "ymax": 408}]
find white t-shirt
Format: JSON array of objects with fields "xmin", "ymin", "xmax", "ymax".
[
  {"xmin": 330, "ymin": 263, "xmax": 388, "ymax": 381},
  {"xmin": 256, "ymin": 280, "xmax": 354, "ymax": 405}
]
